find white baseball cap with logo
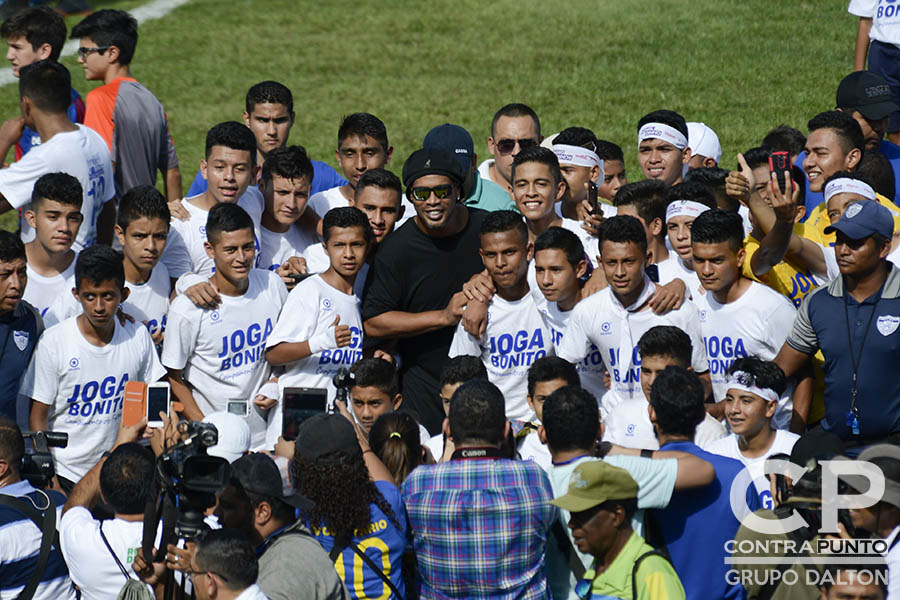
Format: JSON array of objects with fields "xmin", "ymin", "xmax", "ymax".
[
  {"xmin": 202, "ymin": 411, "xmax": 251, "ymax": 464},
  {"xmin": 687, "ymin": 122, "xmax": 722, "ymax": 164}
]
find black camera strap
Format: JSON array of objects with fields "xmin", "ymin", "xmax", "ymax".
[{"xmin": 0, "ymin": 492, "xmax": 58, "ymax": 600}]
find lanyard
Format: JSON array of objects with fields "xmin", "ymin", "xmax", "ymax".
[
  {"xmin": 843, "ymin": 289, "xmax": 880, "ymax": 434},
  {"xmin": 451, "ymin": 446, "xmax": 503, "ymax": 460}
]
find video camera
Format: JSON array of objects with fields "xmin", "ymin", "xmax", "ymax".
[
  {"xmin": 332, "ymin": 367, "xmax": 355, "ymax": 412},
  {"xmin": 21, "ymin": 431, "xmax": 67, "ymax": 489}
]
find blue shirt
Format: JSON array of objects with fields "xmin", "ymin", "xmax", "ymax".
[
  {"xmin": 652, "ymin": 440, "xmax": 760, "ymax": 600},
  {"xmin": 0, "ymin": 300, "xmax": 41, "ymax": 422},
  {"xmin": 186, "ymin": 159, "xmax": 347, "ymax": 197},
  {"xmin": 787, "ymin": 264, "xmax": 900, "ymax": 439}
]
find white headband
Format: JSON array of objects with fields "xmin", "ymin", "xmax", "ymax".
[
  {"xmin": 638, "ymin": 123, "xmax": 688, "ymax": 150},
  {"xmin": 553, "ymin": 144, "xmax": 602, "ymax": 169},
  {"xmin": 726, "ymin": 371, "xmax": 779, "ymax": 404},
  {"xmin": 824, "ymin": 178, "xmax": 877, "ymax": 203},
  {"xmin": 666, "ymin": 200, "xmax": 710, "ymax": 223}
]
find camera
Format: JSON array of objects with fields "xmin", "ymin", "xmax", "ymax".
[
  {"xmin": 21, "ymin": 431, "xmax": 67, "ymax": 489},
  {"xmin": 332, "ymin": 367, "xmax": 355, "ymax": 413}
]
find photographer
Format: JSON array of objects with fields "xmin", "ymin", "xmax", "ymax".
[
  {"xmin": 0, "ymin": 416, "xmax": 76, "ymax": 600},
  {"xmin": 188, "ymin": 528, "xmax": 267, "ymax": 600}
]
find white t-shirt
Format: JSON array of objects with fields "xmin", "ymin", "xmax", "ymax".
[
  {"xmin": 519, "ymin": 430, "xmax": 552, "ymax": 473},
  {"xmin": 706, "ymin": 429, "xmax": 799, "ymax": 510},
  {"xmin": 541, "ymin": 300, "xmax": 607, "ymax": 412},
  {"xmin": 884, "ymin": 526, "xmax": 900, "ymax": 600},
  {"xmin": 738, "ymin": 204, "xmax": 753, "ymax": 237},
  {"xmin": 23, "ymin": 258, "xmax": 76, "ymax": 320},
  {"xmin": 20, "ymin": 318, "xmax": 165, "ymax": 482},
  {"xmin": 603, "ymin": 398, "xmax": 727, "ymax": 451},
  {"xmin": 694, "ymin": 281, "xmax": 797, "ymax": 428},
  {"xmin": 258, "ymin": 222, "xmax": 329, "ymax": 274},
  {"xmin": 265, "ymin": 274, "xmax": 363, "ymax": 444},
  {"xmin": 308, "ymin": 186, "xmax": 350, "ymax": 219},
  {"xmin": 161, "ymin": 269, "xmax": 287, "ymax": 449},
  {"xmin": 849, "ymin": 0, "xmax": 900, "ymax": 46},
  {"xmin": 655, "ymin": 254, "xmax": 704, "ymax": 299},
  {"xmin": 448, "ymin": 292, "xmax": 554, "ymax": 421},
  {"xmin": 557, "ymin": 279, "xmax": 708, "ymax": 415},
  {"xmin": 560, "ymin": 218, "xmax": 600, "ymax": 268},
  {"xmin": 0, "ymin": 125, "xmax": 114, "ymax": 251},
  {"xmin": 60, "ymin": 508, "xmax": 159, "ymax": 600},
  {"xmin": 161, "ymin": 188, "xmax": 264, "ymax": 278}
]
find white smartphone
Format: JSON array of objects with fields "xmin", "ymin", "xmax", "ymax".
[
  {"xmin": 227, "ymin": 399, "xmax": 251, "ymax": 417},
  {"xmin": 147, "ymin": 382, "xmax": 171, "ymax": 428}
]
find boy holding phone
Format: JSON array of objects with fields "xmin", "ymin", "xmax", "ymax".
[
  {"xmin": 162, "ymin": 203, "xmax": 287, "ymax": 449},
  {"xmin": 265, "ymin": 207, "xmax": 371, "ymax": 441},
  {"xmin": 552, "ymin": 127, "xmax": 615, "ymax": 222}
]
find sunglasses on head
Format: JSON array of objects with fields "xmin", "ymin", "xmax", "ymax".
[
  {"xmin": 409, "ymin": 184, "xmax": 454, "ymax": 201},
  {"xmin": 496, "ymin": 138, "xmax": 539, "ymax": 156}
]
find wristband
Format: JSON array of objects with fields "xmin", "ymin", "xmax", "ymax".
[
  {"xmin": 308, "ymin": 326, "xmax": 338, "ymax": 355},
  {"xmin": 640, "ymin": 449, "xmax": 654, "ymax": 458}
]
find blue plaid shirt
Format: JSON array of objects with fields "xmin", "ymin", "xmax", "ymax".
[{"xmin": 401, "ymin": 454, "xmax": 556, "ymax": 599}]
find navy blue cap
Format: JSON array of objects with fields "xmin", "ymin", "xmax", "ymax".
[
  {"xmin": 824, "ymin": 200, "xmax": 894, "ymax": 240},
  {"xmin": 402, "ymin": 148, "xmax": 466, "ymax": 188},
  {"xmin": 423, "ymin": 123, "xmax": 474, "ymax": 175}
]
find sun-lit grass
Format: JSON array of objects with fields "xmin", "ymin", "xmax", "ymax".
[{"xmin": 0, "ymin": 0, "xmax": 855, "ymax": 230}]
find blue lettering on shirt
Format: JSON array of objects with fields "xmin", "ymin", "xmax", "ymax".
[
  {"xmin": 487, "ymin": 329, "xmax": 548, "ymax": 370},
  {"xmin": 319, "ymin": 326, "xmax": 363, "ymax": 366},
  {"xmin": 705, "ymin": 335, "xmax": 748, "ymax": 374},
  {"xmin": 788, "ymin": 270, "xmax": 818, "ymax": 307},
  {"xmin": 218, "ymin": 319, "xmax": 274, "ymax": 371},
  {"xmin": 609, "ymin": 346, "xmax": 641, "ymax": 383},
  {"xmin": 64, "ymin": 373, "xmax": 129, "ymax": 417}
]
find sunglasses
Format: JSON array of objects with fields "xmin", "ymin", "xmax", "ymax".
[
  {"xmin": 495, "ymin": 138, "xmax": 539, "ymax": 156},
  {"xmin": 77, "ymin": 46, "xmax": 110, "ymax": 59},
  {"xmin": 409, "ymin": 184, "xmax": 454, "ymax": 201}
]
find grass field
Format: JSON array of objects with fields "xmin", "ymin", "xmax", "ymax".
[{"xmin": 0, "ymin": 0, "xmax": 857, "ymax": 230}]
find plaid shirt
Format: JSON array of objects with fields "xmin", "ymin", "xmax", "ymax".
[{"xmin": 401, "ymin": 454, "xmax": 556, "ymax": 599}]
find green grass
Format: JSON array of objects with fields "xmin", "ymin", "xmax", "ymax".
[{"xmin": 0, "ymin": 0, "xmax": 856, "ymax": 230}]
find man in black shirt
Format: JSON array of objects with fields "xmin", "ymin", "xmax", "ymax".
[{"xmin": 363, "ymin": 148, "xmax": 487, "ymax": 433}]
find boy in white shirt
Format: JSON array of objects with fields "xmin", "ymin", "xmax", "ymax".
[
  {"xmin": 557, "ymin": 215, "xmax": 711, "ymax": 418},
  {"xmin": 265, "ymin": 207, "xmax": 371, "ymax": 437},
  {"xmin": 21, "ymin": 172, "xmax": 82, "ymax": 318},
  {"xmin": 24, "ymin": 245, "xmax": 165, "ymax": 490},
  {"xmin": 448, "ymin": 210, "xmax": 554, "ymax": 422},
  {"xmin": 162, "ymin": 203, "xmax": 287, "ymax": 449},
  {"xmin": 518, "ymin": 356, "xmax": 580, "ymax": 472},
  {"xmin": 706, "ymin": 357, "xmax": 799, "ymax": 509},
  {"xmin": 690, "ymin": 209, "xmax": 798, "ymax": 429},
  {"xmin": 424, "ymin": 356, "xmax": 487, "ymax": 461},
  {"xmin": 551, "ymin": 127, "xmax": 615, "ymax": 222},
  {"xmin": 659, "ymin": 181, "xmax": 717, "ymax": 298}
]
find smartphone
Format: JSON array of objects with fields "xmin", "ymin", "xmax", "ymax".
[
  {"xmin": 768, "ymin": 151, "xmax": 792, "ymax": 195},
  {"xmin": 147, "ymin": 382, "xmax": 170, "ymax": 428},
  {"xmin": 227, "ymin": 399, "xmax": 251, "ymax": 417},
  {"xmin": 122, "ymin": 381, "xmax": 147, "ymax": 427},
  {"xmin": 282, "ymin": 388, "xmax": 327, "ymax": 441},
  {"xmin": 587, "ymin": 181, "xmax": 600, "ymax": 214}
]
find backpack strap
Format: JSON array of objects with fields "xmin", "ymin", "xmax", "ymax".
[
  {"xmin": 0, "ymin": 492, "xmax": 57, "ymax": 600},
  {"xmin": 631, "ymin": 549, "xmax": 671, "ymax": 600},
  {"xmin": 99, "ymin": 521, "xmax": 132, "ymax": 580}
]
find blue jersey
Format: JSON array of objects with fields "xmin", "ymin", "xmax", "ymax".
[
  {"xmin": 186, "ymin": 159, "xmax": 347, "ymax": 197},
  {"xmin": 308, "ymin": 480, "xmax": 407, "ymax": 600}
]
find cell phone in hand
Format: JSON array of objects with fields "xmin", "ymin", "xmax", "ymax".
[
  {"xmin": 282, "ymin": 387, "xmax": 327, "ymax": 441},
  {"xmin": 227, "ymin": 399, "xmax": 251, "ymax": 417},
  {"xmin": 146, "ymin": 382, "xmax": 170, "ymax": 428},
  {"xmin": 587, "ymin": 181, "xmax": 600, "ymax": 214},
  {"xmin": 768, "ymin": 151, "xmax": 792, "ymax": 195}
]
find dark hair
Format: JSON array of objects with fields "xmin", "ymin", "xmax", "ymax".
[
  {"xmin": 75, "ymin": 244, "xmax": 124, "ymax": 290},
  {"xmin": 743, "ymin": 146, "xmax": 772, "ymax": 171},
  {"xmin": 690, "ymin": 209, "xmax": 744, "ymax": 252},
  {"xmin": 599, "ymin": 215, "xmax": 648, "ymax": 254},
  {"xmin": 857, "ymin": 153, "xmax": 896, "ymax": 201},
  {"xmin": 683, "ymin": 166, "xmax": 729, "ymax": 189},
  {"xmin": 480, "ymin": 209, "xmax": 527, "ymax": 244},
  {"xmin": 440, "ymin": 356, "xmax": 487, "ymax": 388},
  {"xmin": 70, "ymin": 9, "xmax": 138, "ymax": 65},
  {"xmin": 762, "ymin": 125, "xmax": 806, "ymax": 157},
  {"xmin": 195, "ymin": 528, "xmax": 259, "ymax": 591},
  {"xmin": 808, "ymin": 110, "xmax": 865, "ymax": 155},
  {"xmin": 99, "ymin": 442, "xmax": 155, "ymax": 514},
  {"xmin": 448, "ymin": 379, "xmax": 506, "ymax": 446},
  {"xmin": 31, "ymin": 172, "xmax": 82, "ymax": 210},
  {"xmin": 369, "ymin": 412, "xmax": 421, "ymax": 485},
  {"xmin": 819, "ymin": 564, "xmax": 887, "ymax": 593},
  {"xmin": 0, "ymin": 416, "xmax": 24, "ymax": 473},
  {"xmin": 665, "ymin": 181, "xmax": 716, "ymax": 209},
  {"xmin": 491, "ymin": 103, "xmax": 541, "ymax": 137},
  {"xmin": 597, "ymin": 497, "xmax": 639, "ymax": 523},
  {"xmin": 1, "ymin": 7, "xmax": 66, "ymax": 60},
  {"xmin": 322, "ymin": 206, "xmax": 373, "ymax": 245},
  {"xmin": 355, "ymin": 169, "xmax": 402, "ymax": 207},
  {"xmin": 649, "ymin": 366, "xmax": 706, "ymax": 438},
  {"xmin": 260, "ymin": 145, "xmax": 313, "ymax": 185},
  {"xmin": 554, "ymin": 126, "xmax": 598, "ymax": 151},
  {"xmin": 0, "ymin": 230, "xmax": 25, "ymax": 263},
  {"xmin": 116, "ymin": 185, "xmax": 169, "ymax": 230},
  {"xmin": 727, "ymin": 357, "xmax": 787, "ymax": 396},
  {"xmin": 205, "ymin": 121, "xmax": 257, "ymax": 168},
  {"xmin": 613, "ymin": 179, "xmax": 668, "ymax": 227},
  {"xmin": 245, "ymin": 80, "xmax": 293, "ymax": 115},
  {"xmin": 637, "ymin": 326, "xmax": 692, "ymax": 367},
  {"xmin": 527, "ymin": 356, "xmax": 580, "ymax": 398},
  {"xmin": 637, "ymin": 109, "xmax": 688, "ymax": 139},
  {"xmin": 19, "ymin": 59, "xmax": 69, "ymax": 113},
  {"xmin": 240, "ymin": 486, "xmax": 295, "ymax": 524},
  {"xmin": 534, "ymin": 226, "xmax": 584, "ymax": 269},
  {"xmin": 337, "ymin": 113, "xmax": 389, "ymax": 152},
  {"xmin": 595, "ymin": 139, "xmax": 625, "ymax": 163},
  {"xmin": 206, "ymin": 203, "xmax": 254, "ymax": 245},
  {"xmin": 541, "ymin": 385, "xmax": 599, "ymax": 453},
  {"xmin": 350, "ymin": 358, "xmax": 398, "ymax": 397},
  {"xmin": 511, "ymin": 145, "xmax": 562, "ymax": 186}
]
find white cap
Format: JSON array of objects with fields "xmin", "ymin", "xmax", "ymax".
[
  {"xmin": 202, "ymin": 411, "xmax": 251, "ymax": 463},
  {"xmin": 687, "ymin": 122, "xmax": 721, "ymax": 164},
  {"xmin": 540, "ymin": 132, "xmax": 559, "ymax": 150}
]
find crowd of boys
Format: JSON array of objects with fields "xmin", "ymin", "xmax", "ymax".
[{"xmin": 0, "ymin": 4, "xmax": 900, "ymax": 600}]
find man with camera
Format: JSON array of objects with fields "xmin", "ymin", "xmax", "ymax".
[{"xmin": 0, "ymin": 416, "xmax": 76, "ymax": 600}]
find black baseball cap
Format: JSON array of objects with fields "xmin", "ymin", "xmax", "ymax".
[
  {"xmin": 401, "ymin": 148, "xmax": 466, "ymax": 188},
  {"xmin": 423, "ymin": 124, "xmax": 474, "ymax": 175},
  {"xmin": 836, "ymin": 71, "xmax": 900, "ymax": 121},
  {"xmin": 294, "ymin": 413, "xmax": 361, "ymax": 461},
  {"xmin": 230, "ymin": 452, "xmax": 313, "ymax": 510}
]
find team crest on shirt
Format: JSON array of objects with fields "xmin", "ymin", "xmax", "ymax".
[
  {"xmin": 600, "ymin": 322, "xmax": 612, "ymax": 334},
  {"xmin": 68, "ymin": 358, "xmax": 80, "ymax": 371},
  {"xmin": 210, "ymin": 311, "xmax": 221, "ymax": 323},
  {"xmin": 877, "ymin": 315, "xmax": 900, "ymax": 336},
  {"xmin": 626, "ymin": 424, "xmax": 636, "ymax": 435},
  {"xmin": 12, "ymin": 330, "xmax": 28, "ymax": 351},
  {"xmin": 699, "ymin": 310, "xmax": 708, "ymax": 323},
  {"xmin": 322, "ymin": 298, "xmax": 333, "ymax": 310}
]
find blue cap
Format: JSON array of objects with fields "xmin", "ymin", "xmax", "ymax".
[
  {"xmin": 423, "ymin": 123, "xmax": 474, "ymax": 175},
  {"xmin": 824, "ymin": 200, "xmax": 894, "ymax": 240}
]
